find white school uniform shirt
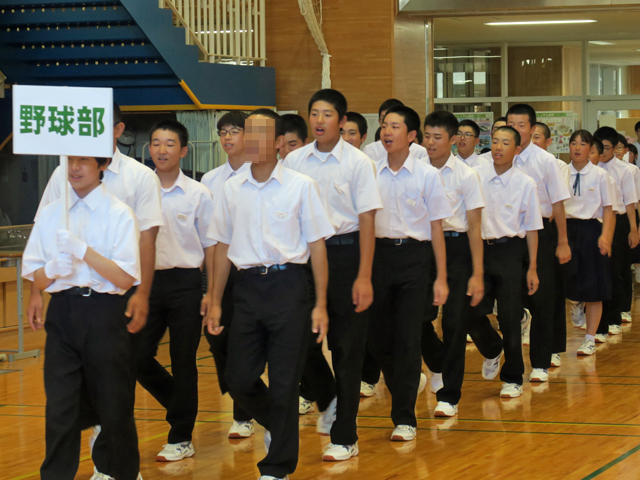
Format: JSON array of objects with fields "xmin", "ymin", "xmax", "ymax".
[
  {"xmin": 207, "ymin": 161, "xmax": 335, "ymax": 269},
  {"xmin": 200, "ymin": 161, "xmax": 251, "ymax": 200},
  {"xmin": 556, "ymin": 158, "xmax": 571, "ymax": 188},
  {"xmin": 35, "ymin": 149, "xmax": 164, "ymax": 232},
  {"xmin": 598, "ymin": 158, "xmax": 638, "ymax": 213},
  {"xmin": 375, "ymin": 153, "xmax": 452, "ymax": 241},
  {"xmin": 456, "ymin": 152, "xmax": 490, "ymax": 170},
  {"xmin": 624, "ymin": 161, "xmax": 640, "ymax": 206},
  {"xmin": 479, "ymin": 151, "xmax": 493, "ymax": 163},
  {"xmin": 565, "ymin": 162, "xmax": 614, "ymax": 220},
  {"xmin": 476, "ymin": 163, "xmax": 543, "ymax": 239},
  {"xmin": 513, "ymin": 142, "xmax": 570, "ymax": 218},
  {"xmin": 283, "ymin": 138, "xmax": 383, "ymax": 235},
  {"xmin": 156, "ymin": 170, "xmax": 216, "ymax": 270},
  {"xmin": 437, "ymin": 155, "xmax": 485, "ymax": 233},
  {"xmin": 364, "ymin": 140, "xmax": 429, "ymax": 163},
  {"xmin": 22, "ymin": 184, "xmax": 141, "ymax": 294}
]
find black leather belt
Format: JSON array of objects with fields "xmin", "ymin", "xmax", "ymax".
[
  {"xmin": 484, "ymin": 237, "xmax": 513, "ymax": 245},
  {"xmin": 325, "ymin": 231, "xmax": 359, "ymax": 246},
  {"xmin": 236, "ymin": 263, "xmax": 302, "ymax": 279},
  {"xmin": 51, "ymin": 287, "xmax": 94, "ymax": 297},
  {"xmin": 376, "ymin": 237, "xmax": 426, "ymax": 246},
  {"xmin": 443, "ymin": 231, "xmax": 467, "ymax": 238}
]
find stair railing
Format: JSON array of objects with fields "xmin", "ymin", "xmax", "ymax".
[{"xmin": 159, "ymin": 0, "xmax": 266, "ymax": 66}]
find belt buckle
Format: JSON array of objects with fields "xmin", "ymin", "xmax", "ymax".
[
  {"xmin": 260, "ymin": 266, "xmax": 269, "ymax": 275},
  {"xmin": 394, "ymin": 239, "xmax": 403, "ymax": 246},
  {"xmin": 486, "ymin": 239, "xmax": 494, "ymax": 245},
  {"xmin": 81, "ymin": 287, "xmax": 92, "ymax": 297}
]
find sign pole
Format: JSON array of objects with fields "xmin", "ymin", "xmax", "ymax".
[{"xmin": 60, "ymin": 155, "xmax": 69, "ymax": 230}]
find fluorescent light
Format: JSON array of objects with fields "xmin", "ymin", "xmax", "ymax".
[
  {"xmin": 435, "ymin": 55, "xmax": 501, "ymax": 60},
  {"xmin": 485, "ymin": 20, "xmax": 596, "ymax": 26},
  {"xmin": 589, "ymin": 41, "xmax": 616, "ymax": 46}
]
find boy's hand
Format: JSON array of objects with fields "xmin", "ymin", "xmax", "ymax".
[
  {"xmin": 27, "ymin": 290, "xmax": 44, "ymax": 331},
  {"xmin": 466, "ymin": 274, "xmax": 484, "ymax": 307},
  {"xmin": 555, "ymin": 242, "xmax": 571, "ymax": 265},
  {"xmin": 125, "ymin": 291, "xmax": 148, "ymax": 333},
  {"xmin": 629, "ymin": 229, "xmax": 639, "ymax": 249},
  {"xmin": 311, "ymin": 305, "xmax": 329, "ymax": 343},
  {"xmin": 44, "ymin": 253, "xmax": 73, "ymax": 279},
  {"xmin": 56, "ymin": 230, "xmax": 88, "ymax": 260},
  {"xmin": 433, "ymin": 278, "xmax": 449, "ymax": 306},
  {"xmin": 200, "ymin": 293, "xmax": 212, "ymax": 318},
  {"xmin": 352, "ymin": 276, "xmax": 373, "ymax": 313},
  {"xmin": 598, "ymin": 235, "xmax": 612, "ymax": 257},
  {"xmin": 204, "ymin": 305, "xmax": 224, "ymax": 335},
  {"xmin": 527, "ymin": 269, "xmax": 539, "ymax": 296}
]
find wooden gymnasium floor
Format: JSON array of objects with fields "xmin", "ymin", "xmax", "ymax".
[{"xmin": 4, "ymin": 293, "xmax": 640, "ymax": 480}]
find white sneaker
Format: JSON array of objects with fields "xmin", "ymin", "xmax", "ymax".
[
  {"xmin": 434, "ymin": 401, "xmax": 458, "ymax": 417},
  {"xmin": 360, "ymin": 381, "xmax": 376, "ymax": 397},
  {"xmin": 390, "ymin": 425, "xmax": 417, "ymax": 441},
  {"xmin": 529, "ymin": 368, "xmax": 549, "ymax": 382},
  {"xmin": 299, "ymin": 397, "xmax": 315, "ymax": 415},
  {"xmin": 156, "ymin": 442, "xmax": 195, "ymax": 462},
  {"xmin": 88, "ymin": 425, "xmax": 101, "ymax": 454},
  {"xmin": 609, "ymin": 324, "xmax": 622, "ymax": 335},
  {"xmin": 635, "ymin": 267, "xmax": 640, "ymax": 283},
  {"xmin": 622, "ymin": 312, "xmax": 632, "ymax": 323},
  {"xmin": 500, "ymin": 383, "xmax": 523, "ymax": 398},
  {"xmin": 550, "ymin": 353, "xmax": 561, "ymax": 367},
  {"xmin": 482, "ymin": 351, "xmax": 503, "ymax": 380},
  {"xmin": 317, "ymin": 397, "xmax": 337, "ymax": 436},
  {"xmin": 228, "ymin": 420, "xmax": 255, "ymax": 438},
  {"xmin": 322, "ymin": 442, "xmax": 359, "ymax": 461},
  {"xmin": 417, "ymin": 372, "xmax": 427, "ymax": 394},
  {"xmin": 258, "ymin": 476, "xmax": 289, "ymax": 480},
  {"xmin": 466, "ymin": 334, "xmax": 473, "ymax": 343},
  {"xmin": 430, "ymin": 372, "xmax": 443, "ymax": 393},
  {"xmin": 595, "ymin": 333, "xmax": 608, "ymax": 343},
  {"xmin": 90, "ymin": 467, "xmax": 114, "ymax": 480},
  {"xmin": 571, "ymin": 303, "xmax": 586, "ymax": 328},
  {"xmin": 264, "ymin": 430, "xmax": 271, "ymax": 454},
  {"xmin": 577, "ymin": 339, "xmax": 596, "ymax": 356},
  {"xmin": 521, "ymin": 308, "xmax": 532, "ymax": 345}
]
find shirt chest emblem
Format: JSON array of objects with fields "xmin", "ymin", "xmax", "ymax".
[
  {"xmin": 176, "ymin": 213, "xmax": 188, "ymax": 221},
  {"xmin": 406, "ymin": 198, "xmax": 417, "ymax": 207}
]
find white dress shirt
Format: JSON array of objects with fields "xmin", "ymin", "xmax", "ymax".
[
  {"xmin": 565, "ymin": 162, "xmax": 615, "ymax": 220},
  {"xmin": 364, "ymin": 140, "xmax": 429, "ymax": 163},
  {"xmin": 479, "ymin": 151, "xmax": 493, "ymax": 163},
  {"xmin": 513, "ymin": 142, "xmax": 570, "ymax": 218},
  {"xmin": 156, "ymin": 170, "xmax": 216, "ymax": 270},
  {"xmin": 598, "ymin": 158, "xmax": 638, "ymax": 213},
  {"xmin": 22, "ymin": 184, "xmax": 141, "ymax": 294},
  {"xmin": 476, "ymin": 163, "xmax": 543, "ymax": 239},
  {"xmin": 201, "ymin": 161, "xmax": 251, "ymax": 200},
  {"xmin": 375, "ymin": 153, "xmax": 452, "ymax": 241},
  {"xmin": 456, "ymin": 152, "xmax": 491, "ymax": 170},
  {"xmin": 207, "ymin": 161, "xmax": 335, "ymax": 269},
  {"xmin": 556, "ymin": 158, "xmax": 570, "ymax": 188},
  {"xmin": 283, "ymin": 138, "xmax": 383, "ymax": 235},
  {"xmin": 36, "ymin": 149, "xmax": 164, "ymax": 232},
  {"xmin": 438, "ymin": 155, "xmax": 485, "ymax": 232},
  {"xmin": 623, "ymin": 161, "xmax": 640, "ymax": 207}
]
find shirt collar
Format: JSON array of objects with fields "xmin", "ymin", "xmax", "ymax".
[
  {"xmin": 440, "ymin": 154, "xmax": 458, "ymax": 173},
  {"xmin": 160, "ymin": 169, "xmax": 188, "ymax": 194},
  {"xmin": 517, "ymin": 141, "xmax": 536, "ymax": 163},
  {"xmin": 245, "ymin": 160, "xmax": 284, "ymax": 188},
  {"xmin": 108, "ymin": 148, "xmax": 122, "ymax": 174},
  {"xmin": 570, "ymin": 161, "xmax": 594, "ymax": 176},
  {"xmin": 223, "ymin": 160, "xmax": 250, "ymax": 180},
  {"xmin": 69, "ymin": 183, "xmax": 107, "ymax": 211},
  {"xmin": 308, "ymin": 137, "xmax": 345, "ymax": 163},
  {"xmin": 378, "ymin": 152, "xmax": 416, "ymax": 176},
  {"xmin": 487, "ymin": 164, "xmax": 516, "ymax": 186},
  {"xmin": 456, "ymin": 152, "xmax": 477, "ymax": 164}
]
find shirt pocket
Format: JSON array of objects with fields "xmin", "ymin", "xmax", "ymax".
[
  {"xmin": 401, "ymin": 185, "xmax": 424, "ymax": 223},
  {"xmin": 266, "ymin": 197, "xmax": 298, "ymax": 247},
  {"xmin": 328, "ymin": 180, "xmax": 352, "ymax": 215},
  {"xmin": 174, "ymin": 210, "xmax": 196, "ymax": 237}
]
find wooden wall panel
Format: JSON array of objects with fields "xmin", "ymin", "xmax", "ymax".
[
  {"xmin": 508, "ymin": 46, "xmax": 563, "ymax": 97},
  {"xmin": 628, "ymin": 66, "xmax": 640, "ymax": 117},
  {"xmin": 393, "ymin": 16, "xmax": 426, "ymax": 120}
]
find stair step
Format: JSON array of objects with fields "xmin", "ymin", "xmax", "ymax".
[
  {"xmin": 0, "ymin": 5, "xmax": 131, "ymax": 26},
  {"xmin": 0, "ymin": 43, "xmax": 160, "ymax": 61},
  {"xmin": 0, "ymin": 24, "xmax": 146, "ymax": 44},
  {"xmin": 10, "ymin": 61, "xmax": 174, "ymax": 79},
  {"xmin": 0, "ymin": 1, "xmax": 119, "ymax": 8}
]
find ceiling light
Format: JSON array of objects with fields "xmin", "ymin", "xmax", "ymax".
[
  {"xmin": 485, "ymin": 20, "xmax": 597, "ymax": 26},
  {"xmin": 589, "ymin": 41, "xmax": 616, "ymax": 46}
]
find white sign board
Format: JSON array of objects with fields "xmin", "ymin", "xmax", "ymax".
[{"xmin": 12, "ymin": 85, "xmax": 113, "ymax": 157}]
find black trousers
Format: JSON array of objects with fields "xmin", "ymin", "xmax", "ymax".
[
  {"xmin": 369, "ymin": 241, "xmax": 431, "ymax": 427},
  {"xmin": 469, "ymin": 237, "xmax": 526, "ymax": 385},
  {"xmin": 203, "ymin": 268, "xmax": 252, "ymax": 422},
  {"xmin": 41, "ymin": 292, "xmax": 139, "ymax": 480},
  {"xmin": 600, "ymin": 213, "xmax": 630, "ymax": 332},
  {"xmin": 361, "ymin": 346, "xmax": 382, "ymax": 385},
  {"xmin": 298, "ymin": 330, "xmax": 336, "ymax": 411},
  {"xmin": 552, "ymin": 222, "xmax": 567, "ymax": 354},
  {"xmin": 226, "ymin": 266, "xmax": 311, "ymax": 479},
  {"xmin": 134, "ymin": 268, "xmax": 203, "ymax": 444}
]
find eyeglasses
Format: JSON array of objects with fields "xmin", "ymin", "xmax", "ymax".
[
  {"xmin": 603, "ymin": 145, "xmax": 613, "ymax": 151},
  {"xmin": 457, "ymin": 132, "xmax": 476, "ymax": 139},
  {"xmin": 614, "ymin": 145, "xmax": 625, "ymax": 151},
  {"xmin": 218, "ymin": 128, "xmax": 244, "ymax": 137}
]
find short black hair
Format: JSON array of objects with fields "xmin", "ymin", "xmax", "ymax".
[
  {"xmin": 384, "ymin": 105, "xmax": 421, "ymax": 137},
  {"xmin": 113, "ymin": 102, "xmax": 123, "ymax": 125},
  {"xmin": 249, "ymin": 108, "xmax": 285, "ymax": 138},
  {"xmin": 458, "ymin": 119, "xmax": 480, "ymax": 138},
  {"xmin": 534, "ymin": 122, "xmax": 551, "ymax": 140},
  {"xmin": 345, "ymin": 112, "xmax": 368, "ymax": 136},
  {"xmin": 569, "ymin": 129, "xmax": 593, "ymax": 146},
  {"xmin": 282, "ymin": 114, "xmax": 308, "ymax": 141},
  {"xmin": 94, "ymin": 157, "xmax": 109, "ymax": 180},
  {"xmin": 415, "ymin": 129, "xmax": 423, "ymax": 145},
  {"xmin": 507, "ymin": 104, "xmax": 536, "ymax": 126},
  {"xmin": 150, "ymin": 119, "xmax": 189, "ymax": 148},
  {"xmin": 424, "ymin": 110, "xmax": 459, "ymax": 139},
  {"xmin": 378, "ymin": 98, "xmax": 404, "ymax": 118},
  {"xmin": 594, "ymin": 126, "xmax": 619, "ymax": 147},
  {"xmin": 635, "ymin": 121, "xmax": 640, "ymax": 132},
  {"xmin": 217, "ymin": 111, "xmax": 248, "ymax": 131},
  {"xmin": 308, "ymin": 89, "xmax": 348, "ymax": 119},
  {"xmin": 629, "ymin": 144, "xmax": 638, "ymax": 156},
  {"xmin": 618, "ymin": 134, "xmax": 628, "ymax": 148},
  {"xmin": 495, "ymin": 125, "xmax": 521, "ymax": 146},
  {"xmin": 593, "ymin": 138, "xmax": 604, "ymax": 155},
  {"xmin": 374, "ymin": 126, "xmax": 381, "ymax": 142},
  {"xmin": 493, "ymin": 116, "xmax": 507, "ymax": 128}
]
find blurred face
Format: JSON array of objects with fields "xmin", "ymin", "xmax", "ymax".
[
  {"xmin": 424, "ymin": 125, "xmax": 455, "ymax": 163},
  {"xmin": 279, "ymin": 132, "xmax": 305, "ymax": 160},
  {"xmin": 456, "ymin": 126, "xmax": 479, "ymax": 159},
  {"xmin": 601, "ymin": 140, "xmax": 615, "ymax": 162},
  {"xmin": 150, "ymin": 129, "xmax": 187, "ymax": 173},
  {"xmin": 589, "ymin": 145, "xmax": 604, "ymax": 165},
  {"xmin": 217, "ymin": 124, "xmax": 245, "ymax": 158},
  {"xmin": 491, "ymin": 120, "xmax": 507, "ymax": 137},
  {"xmin": 532, "ymin": 126, "xmax": 551, "ymax": 151},
  {"xmin": 381, "ymin": 113, "xmax": 415, "ymax": 156},
  {"xmin": 491, "ymin": 130, "xmax": 521, "ymax": 168},
  {"xmin": 68, "ymin": 156, "xmax": 106, "ymax": 197},
  {"xmin": 342, "ymin": 121, "xmax": 366, "ymax": 149},
  {"xmin": 569, "ymin": 135, "xmax": 591, "ymax": 164},
  {"xmin": 614, "ymin": 142, "xmax": 628, "ymax": 160},
  {"xmin": 507, "ymin": 114, "xmax": 533, "ymax": 147},
  {"xmin": 245, "ymin": 115, "xmax": 284, "ymax": 164},
  {"xmin": 309, "ymin": 100, "xmax": 345, "ymax": 146}
]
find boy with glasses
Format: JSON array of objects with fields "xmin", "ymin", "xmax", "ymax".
[{"xmin": 456, "ymin": 119, "xmax": 490, "ymax": 169}]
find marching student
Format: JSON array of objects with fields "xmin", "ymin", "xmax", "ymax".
[
  {"xmin": 615, "ymin": 134, "xmax": 630, "ymax": 162},
  {"xmin": 533, "ymin": 122, "xmax": 571, "ymax": 184},
  {"xmin": 593, "ymin": 126, "xmax": 638, "ymax": 340},
  {"xmin": 507, "ymin": 104, "xmax": 570, "ymax": 383},
  {"xmin": 279, "ymin": 114, "xmax": 308, "ymax": 160},
  {"xmin": 369, "ymin": 105, "xmax": 451, "ymax": 439},
  {"xmin": 456, "ymin": 119, "xmax": 490, "ymax": 169},
  {"xmin": 205, "ymin": 109, "xmax": 334, "ymax": 480},
  {"xmin": 363, "ymin": 98, "xmax": 428, "ymax": 162},
  {"xmin": 22, "ymin": 155, "xmax": 141, "ymax": 480},
  {"xmin": 342, "ymin": 111, "xmax": 368, "ymax": 150},
  {"xmin": 563, "ymin": 130, "xmax": 616, "ymax": 356},
  {"xmin": 135, "ymin": 120, "xmax": 216, "ymax": 462},
  {"xmin": 422, "ymin": 111, "xmax": 485, "ymax": 417},
  {"xmin": 284, "ymin": 89, "xmax": 383, "ymax": 462},
  {"xmin": 478, "ymin": 116, "xmax": 507, "ymax": 162},
  {"xmin": 468, "ymin": 126, "xmax": 543, "ymax": 398},
  {"xmin": 200, "ymin": 112, "xmax": 255, "ymax": 438}
]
